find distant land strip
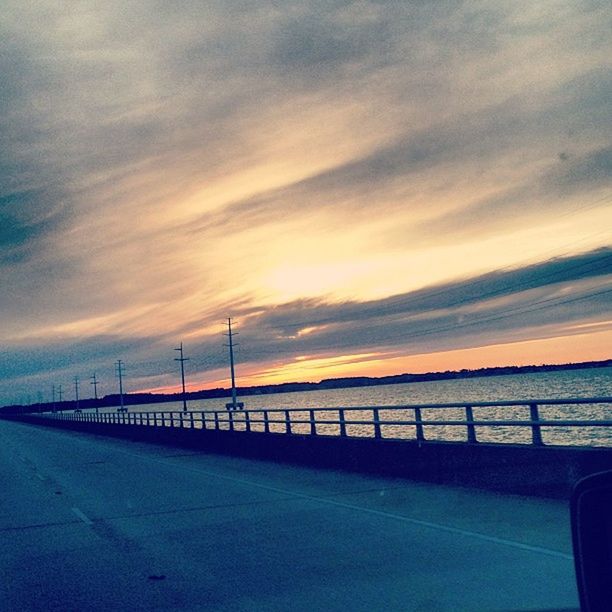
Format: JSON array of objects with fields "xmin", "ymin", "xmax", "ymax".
[{"xmin": 1, "ymin": 359, "xmax": 610, "ymax": 414}]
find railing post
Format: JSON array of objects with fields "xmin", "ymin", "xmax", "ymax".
[
  {"xmin": 263, "ymin": 411, "xmax": 270, "ymax": 433},
  {"xmin": 530, "ymin": 403, "xmax": 543, "ymax": 446},
  {"xmin": 146, "ymin": 413, "xmax": 150, "ymax": 427},
  {"xmin": 170, "ymin": 412, "xmax": 175, "ymax": 428},
  {"xmin": 373, "ymin": 408, "xmax": 382, "ymax": 439},
  {"xmin": 339, "ymin": 409, "xmax": 347, "ymax": 437},
  {"xmin": 161, "ymin": 413, "xmax": 165, "ymax": 427},
  {"xmin": 214, "ymin": 411, "xmax": 219, "ymax": 431},
  {"xmin": 285, "ymin": 410, "xmax": 292, "ymax": 434},
  {"xmin": 414, "ymin": 407, "xmax": 425, "ymax": 442},
  {"xmin": 201, "ymin": 412, "xmax": 207, "ymax": 430},
  {"xmin": 229, "ymin": 411, "xmax": 234, "ymax": 432},
  {"xmin": 465, "ymin": 405, "xmax": 477, "ymax": 443},
  {"xmin": 309, "ymin": 409, "xmax": 316, "ymax": 435},
  {"xmin": 190, "ymin": 412, "xmax": 195, "ymax": 429},
  {"xmin": 245, "ymin": 410, "xmax": 251, "ymax": 432},
  {"xmin": 179, "ymin": 412, "xmax": 184, "ymax": 428}
]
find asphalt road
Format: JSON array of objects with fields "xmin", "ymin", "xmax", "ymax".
[{"xmin": 0, "ymin": 419, "xmax": 579, "ymax": 611}]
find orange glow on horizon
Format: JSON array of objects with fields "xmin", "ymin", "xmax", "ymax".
[{"xmin": 136, "ymin": 327, "xmax": 612, "ymax": 396}]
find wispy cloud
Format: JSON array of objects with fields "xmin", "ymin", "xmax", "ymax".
[
  {"xmin": 1, "ymin": 1, "xmax": 610, "ymax": 403},
  {"xmin": 2, "ymin": 248, "xmax": 610, "ymax": 400}
]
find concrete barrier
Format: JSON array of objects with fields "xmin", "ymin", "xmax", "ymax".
[{"xmin": 6, "ymin": 414, "xmax": 612, "ymax": 499}]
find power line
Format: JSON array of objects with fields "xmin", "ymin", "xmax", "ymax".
[
  {"xmin": 239, "ymin": 252, "xmax": 612, "ymax": 338},
  {"xmin": 367, "ymin": 286, "xmax": 612, "ymax": 348},
  {"xmin": 238, "ymin": 286, "xmax": 612, "ymax": 360}
]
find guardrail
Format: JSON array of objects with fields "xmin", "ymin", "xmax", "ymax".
[{"xmin": 36, "ymin": 397, "xmax": 612, "ymax": 447}]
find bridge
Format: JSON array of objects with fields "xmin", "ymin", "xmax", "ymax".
[{"xmin": 2, "ymin": 399, "xmax": 611, "ymax": 610}]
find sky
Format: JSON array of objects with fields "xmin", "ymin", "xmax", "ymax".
[{"xmin": 1, "ymin": 0, "xmax": 611, "ymax": 406}]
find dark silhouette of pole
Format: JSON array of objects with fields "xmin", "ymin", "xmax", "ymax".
[
  {"xmin": 90, "ymin": 373, "xmax": 99, "ymax": 413},
  {"xmin": 74, "ymin": 376, "xmax": 80, "ymax": 411},
  {"xmin": 174, "ymin": 343, "xmax": 190, "ymax": 412},
  {"xmin": 58, "ymin": 384, "xmax": 63, "ymax": 410},
  {"xmin": 223, "ymin": 318, "xmax": 240, "ymax": 410},
  {"xmin": 52, "ymin": 384, "xmax": 56, "ymax": 412},
  {"xmin": 115, "ymin": 360, "xmax": 126, "ymax": 411}
]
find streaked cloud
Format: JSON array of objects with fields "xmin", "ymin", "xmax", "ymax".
[{"xmin": 0, "ymin": 0, "xmax": 610, "ymax": 404}]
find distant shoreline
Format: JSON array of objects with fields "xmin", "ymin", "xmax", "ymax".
[{"xmin": 2, "ymin": 359, "xmax": 610, "ymax": 413}]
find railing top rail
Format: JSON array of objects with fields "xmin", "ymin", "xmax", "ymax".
[
  {"xmin": 223, "ymin": 417, "xmax": 612, "ymax": 427},
  {"xmin": 33, "ymin": 396, "xmax": 612, "ymax": 417}
]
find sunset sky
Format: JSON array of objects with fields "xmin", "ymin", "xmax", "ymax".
[{"xmin": 1, "ymin": 1, "xmax": 611, "ymax": 405}]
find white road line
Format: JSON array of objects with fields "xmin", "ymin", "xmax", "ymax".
[
  {"xmin": 71, "ymin": 507, "xmax": 93, "ymax": 525},
  {"xmin": 112, "ymin": 446, "xmax": 574, "ymax": 561}
]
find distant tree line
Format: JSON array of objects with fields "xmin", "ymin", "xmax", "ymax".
[{"xmin": 1, "ymin": 358, "xmax": 610, "ymax": 415}]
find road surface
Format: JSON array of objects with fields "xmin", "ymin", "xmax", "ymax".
[{"xmin": 0, "ymin": 419, "xmax": 579, "ymax": 611}]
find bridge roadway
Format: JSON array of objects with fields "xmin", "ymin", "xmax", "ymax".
[{"xmin": 0, "ymin": 419, "xmax": 579, "ymax": 611}]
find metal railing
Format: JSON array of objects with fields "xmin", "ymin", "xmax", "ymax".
[{"xmin": 35, "ymin": 397, "xmax": 612, "ymax": 447}]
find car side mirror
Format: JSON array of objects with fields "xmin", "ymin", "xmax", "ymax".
[{"xmin": 571, "ymin": 470, "xmax": 612, "ymax": 611}]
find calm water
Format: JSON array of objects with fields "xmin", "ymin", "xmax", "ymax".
[{"xmin": 101, "ymin": 367, "xmax": 612, "ymax": 446}]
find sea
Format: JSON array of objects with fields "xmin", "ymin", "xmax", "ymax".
[{"xmin": 103, "ymin": 367, "xmax": 612, "ymax": 446}]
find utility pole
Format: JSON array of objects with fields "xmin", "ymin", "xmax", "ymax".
[
  {"xmin": 174, "ymin": 342, "xmax": 190, "ymax": 412},
  {"xmin": 58, "ymin": 384, "xmax": 63, "ymax": 410},
  {"xmin": 115, "ymin": 360, "xmax": 126, "ymax": 412},
  {"xmin": 52, "ymin": 384, "xmax": 56, "ymax": 413},
  {"xmin": 90, "ymin": 373, "xmax": 99, "ymax": 414},
  {"xmin": 223, "ymin": 318, "xmax": 243, "ymax": 410},
  {"xmin": 74, "ymin": 376, "xmax": 80, "ymax": 411}
]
